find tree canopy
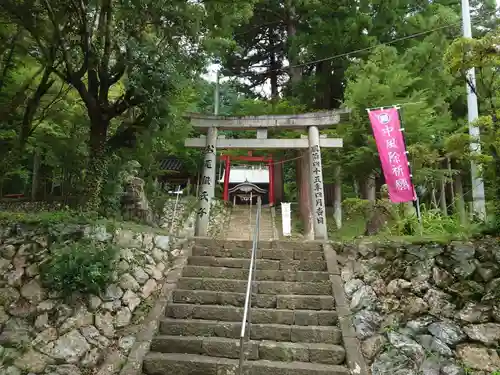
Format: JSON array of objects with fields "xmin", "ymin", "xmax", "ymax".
[{"xmin": 0, "ymin": 0, "xmax": 498, "ymax": 228}]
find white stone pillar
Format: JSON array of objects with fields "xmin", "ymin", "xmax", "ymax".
[
  {"xmin": 308, "ymin": 126, "xmax": 328, "ymax": 240},
  {"xmin": 334, "ymin": 165, "xmax": 342, "ymax": 229},
  {"xmin": 195, "ymin": 127, "xmax": 217, "ymax": 236}
]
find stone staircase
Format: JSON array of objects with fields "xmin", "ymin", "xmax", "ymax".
[
  {"xmin": 225, "ymin": 206, "xmax": 275, "ymax": 240},
  {"xmin": 143, "ymin": 240, "xmax": 352, "ymax": 375}
]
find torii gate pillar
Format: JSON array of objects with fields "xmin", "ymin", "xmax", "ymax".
[
  {"xmin": 308, "ymin": 126, "xmax": 327, "ymax": 239},
  {"xmin": 196, "ymin": 127, "xmax": 217, "ymax": 236},
  {"xmin": 184, "ymin": 110, "xmax": 349, "ymax": 239}
]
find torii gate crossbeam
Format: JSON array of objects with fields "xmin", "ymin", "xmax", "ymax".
[{"xmin": 184, "ymin": 109, "xmax": 349, "ymax": 240}]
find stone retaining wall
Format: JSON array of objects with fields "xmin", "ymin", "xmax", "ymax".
[
  {"xmin": 0, "ymin": 224, "xmax": 190, "ymax": 375},
  {"xmin": 161, "ymin": 198, "xmax": 196, "ymax": 235},
  {"xmin": 162, "ymin": 197, "xmax": 230, "ymax": 239},
  {"xmin": 207, "ymin": 199, "xmax": 232, "ymax": 238},
  {"xmin": 336, "ymin": 239, "xmax": 500, "ymax": 375}
]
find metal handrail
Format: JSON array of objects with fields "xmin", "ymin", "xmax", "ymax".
[{"xmin": 237, "ymin": 196, "xmax": 262, "ymax": 375}]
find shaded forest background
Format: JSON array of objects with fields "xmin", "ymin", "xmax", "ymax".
[{"xmin": 0, "ymin": 0, "xmax": 498, "ymax": 235}]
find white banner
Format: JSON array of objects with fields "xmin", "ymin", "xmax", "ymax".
[{"xmin": 281, "ymin": 202, "xmax": 292, "ymax": 237}]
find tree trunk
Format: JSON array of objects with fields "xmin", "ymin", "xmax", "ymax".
[
  {"xmin": 453, "ymin": 170, "xmax": 467, "ymax": 225},
  {"xmin": 431, "ymin": 185, "xmax": 439, "ymax": 210},
  {"xmin": 363, "ymin": 174, "xmax": 376, "ymax": 202},
  {"xmin": 270, "ymin": 57, "xmax": 279, "ymax": 99},
  {"xmin": 82, "ymin": 116, "xmax": 109, "ymax": 211},
  {"xmin": 353, "ymin": 180, "xmax": 359, "ymax": 198},
  {"xmin": 31, "ymin": 149, "xmax": 41, "ymax": 201},
  {"xmin": 285, "ymin": 0, "xmax": 301, "ymax": 87},
  {"xmin": 269, "ymin": 30, "xmax": 280, "ymax": 100},
  {"xmin": 493, "ymin": 156, "xmax": 500, "ymax": 222},
  {"xmin": 491, "ymin": 144, "xmax": 500, "ymax": 221},
  {"xmin": 447, "ymin": 158, "xmax": 455, "ymax": 209},
  {"xmin": 315, "ymin": 61, "xmax": 332, "ymax": 109},
  {"xmin": 439, "ymin": 174, "xmax": 447, "ymax": 215}
]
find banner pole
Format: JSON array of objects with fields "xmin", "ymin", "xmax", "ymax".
[
  {"xmin": 396, "ymin": 106, "xmax": 422, "ymax": 225},
  {"xmin": 365, "ymin": 101, "xmax": 424, "ymax": 111}
]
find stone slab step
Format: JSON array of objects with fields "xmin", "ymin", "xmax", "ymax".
[
  {"xmin": 183, "ymin": 266, "xmax": 329, "ymax": 282},
  {"xmin": 192, "ymin": 245, "xmax": 324, "ymax": 261},
  {"xmin": 177, "ymin": 278, "xmax": 332, "ymax": 295},
  {"xmin": 144, "ymin": 352, "xmax": 350, "ymax": 375},
  {"xmin": 159, "ymin": 319, "xmax": 342, "ymax": 344},
  {"xmin": 194, "ymin": 238, "xmax": 323, "ymax": 251},
  {"xmin": 166, "ymin": 303, "xmax": 338, "ymax": 326},
  {"xmin": 151, "ymin": 335, "xmax": 346, "ymax": 365},
  {"xmin": 188, "ymin": 256, "xmax": 326, "ymax": 271},
  {"xmin": 172, "ymin": 290, "xmax": 335, "ymax": 310}
]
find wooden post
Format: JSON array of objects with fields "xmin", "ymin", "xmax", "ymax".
[
  {"xmin": 268, "ymin": 157, "xmax": 275, "ymax": 206},
  {"xmin": 223, "ymin": 155, "xmax": 231, "ymax": 201}
]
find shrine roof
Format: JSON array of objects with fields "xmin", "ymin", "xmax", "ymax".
[
  {"xmin": 159, "ymin": 157, "xmax": 183, "ymax": 172},
  {"xmin": 228, "ymin": 182, "xmax": 268, "ymax": 194}
]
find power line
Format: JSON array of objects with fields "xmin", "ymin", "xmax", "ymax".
[
  {"xmin": 231, "ymin": 8, "xmax": 499, "ymax": 75},
  {"xmin": 215, "ymin": 8, "xmax": 499, "ymax": 169}
]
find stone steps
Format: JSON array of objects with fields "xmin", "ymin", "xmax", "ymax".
[
  {"xmin": 166, "ymin": 303, "xmax": 338, "ymax": 325},
  {"xmin": 187, "ymin": 255, "xmax": 327, "ymax": 271},
  {"xmin": 225, "ymin": 206, "xmax": 276, "ymax": 241},
  {"xmin": 159, "ymin": 319, "xmax": 343, "ymax": 344},
  {"xmin": 177, "ymin": 277, "xmax": 332, "ymax": 295},
  {"xmin": 143, "ymin": 353, "xmax": 351, "ymax": 375},
  {"xmin": 192, "ymin": 239, "xmax": 322, "ymax": 251},
  {"xmin": 143, "ymin": 239, "xmax": 351, "ymax": 375},
  {"xmin": 182, "ymin": 265, "xmax": 330, "ymax": 281},
  {"xmin": 192, "ymin": 245, "xmax": 324, "ymax": 260},
  {"xmin": 151, "ymin": 336, "xmax": 346, "ymax": 364},
  {"xmin": 172, "ymin": 290, "xmax": 336, "ymax": 310}
]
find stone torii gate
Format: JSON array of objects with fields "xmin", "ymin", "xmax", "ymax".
[{"xmin": 184, "ymin": 110, "xmax": 349, "ymax": 240}]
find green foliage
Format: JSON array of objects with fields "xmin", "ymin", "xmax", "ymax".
[
  {"xmin": 98, "ymin": 156, "xmax": 127, "ymax": 220},
  {"xmin": 145, "ymin": 180, "xmax": 171, "ymax": 226},
  {"xmin": 342, "ymin": 43, "xmax": 455, "ymax": 184},
  {"xmin": 0, "ymin": 0, "xmax": 259, "ymax": 208},
  {"xmin": 0, "ymin": 210, "xmax": 99, "ymax": 227},
  {"xmin": 387, "ymin": 206, "xmax": 477, "ymax": 238},
  {"xmin": 40, "ymin": 240, "xmax": 118, "ymax": 298},
  {"xmin": 342, "ymin": 198, "xmax": 373, "ymax": 221},
  {"xmin": 0, "ymin": 0, "xmax": 497, "ymax": 235}
]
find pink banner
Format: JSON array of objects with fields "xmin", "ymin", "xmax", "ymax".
[{"xmin": 368, "ymin": 107, "xmax": 415, "ymax": 203}]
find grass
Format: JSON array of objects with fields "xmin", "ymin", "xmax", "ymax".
[
  {"xmin": 0, "ymin": 209, "xmax": 173, "ymax": 237},
  {"xmin": 325, "ymin": 205, "xmax": 484, "ymax": 243},
  {"xmin": 327, "ymin": 214, "xmax": 366, "ymax": 241},
  {"xmin": 326, "ymin": 217, "xmax": 463, "ymax": 244}
]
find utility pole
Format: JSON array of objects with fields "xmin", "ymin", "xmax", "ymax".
[
  {"xmin": 461, "ymin": 0, "xmax": 486, "ymax": 220},
  {"xmin": 214, "ymin": 65, "xmax": 220, "ymax": 116}
]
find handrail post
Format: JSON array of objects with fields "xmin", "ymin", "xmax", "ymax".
[{"xmin": 237, "ymin": 196, "xmax": 262, "ymax": 375}]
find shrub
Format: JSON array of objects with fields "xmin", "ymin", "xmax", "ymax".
[
  {"xmin": 0, "ymin": 210, "xmax": 99, "ymax": 227},
  {"xmin": 40, "ymin": 240, "xmax": 118, "ymax": 298},
  {"xmin": 342, "ymin": 198, "xmax": 373, "ymax": 220},
  {"xmin": 387, "ymin": 204, "xmax": 476, "ymax": 238}
]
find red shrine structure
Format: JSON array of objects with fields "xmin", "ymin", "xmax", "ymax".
[{"xmin": 219, "ymin": 151, "xmax": 276, "ymax": 206}]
